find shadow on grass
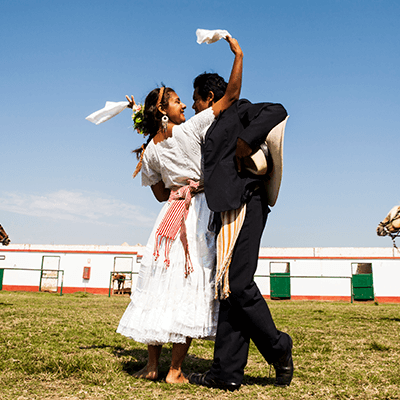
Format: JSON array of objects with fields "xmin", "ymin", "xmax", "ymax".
[
  {"xmin": 118, "ymin": 347, "xmax": 276, "ymax": 387},
  {"xmin": 80, "ymin": 344, "xmax": 153, "ymax": 376},
  {"xmin": 79, "ymin": 344, "xmax": 214, "ymax": 380},
  {"xmin": 380, "ymin": 316, "xmax": 400, "ymax": 322},
  {"xmin": 79, "ymin": 344, "xmax": 149, "ymax": 366},
  {"xmin": 79, "ymin": 344, "xmax": 114, "ymax": 349},
  {"xmin": 127, "ymin": 347, "xmax": 213, "ymax": 380},
  {"xmin": 243, "ymin": 375, "xmax": 276, "ymax": 387}
]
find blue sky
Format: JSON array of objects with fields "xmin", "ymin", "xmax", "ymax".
[{"xmin": 1, "ymin": 0, "xmax": 399, "ymax": 248}]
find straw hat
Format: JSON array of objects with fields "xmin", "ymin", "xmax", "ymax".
[{"xmin": 245, "ymin": 116, "xmax": 289, "ymax": 206}]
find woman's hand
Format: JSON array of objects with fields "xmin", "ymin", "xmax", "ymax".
[{"xmin": 125, "ymin": 95, "xmax": 136, "ymax": 109}]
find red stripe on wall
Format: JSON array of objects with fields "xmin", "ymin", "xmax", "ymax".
[
  {"xmin": 258, "ymin": 256, "xmax": 400, "ymax": 260},
  {"xmin": 61, "ymin": 287, "xmax": 109, "ymax": 295},
  {"xmin": 375, "ymin": 297, "xmax": 400, "ymax": 303},
  {"xmin": 263, "ymin": 295, "xmax": 400, "ymax": 303},
  {"xmin": 2, "ymin": 285, "xmax": 40, "ymax": 292},
  {"xmin": 1, "ymin": 285, "xmax": 109, "ymax": 295},
  {"xmin": 0, "ymin": 249, "xmax": 138, "ymax": 255},
  {"xmin": 262, "ymin": 295, "xmax": 351, "ymax": 301},
  {"xmin": 291, "ymin": 295, "xmax": 351, "ymax": 301}
]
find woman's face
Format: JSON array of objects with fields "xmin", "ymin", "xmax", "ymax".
[{"xmin": 164, "ymin": 92, "xmax": 186, "ymax": 125}]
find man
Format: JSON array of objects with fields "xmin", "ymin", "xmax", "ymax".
[{"xmin": 188, "ymin": 73, "xmax": 293, "ymax": 391}]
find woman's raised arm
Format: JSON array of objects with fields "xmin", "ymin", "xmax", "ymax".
[{"xmin": 211, "ymin": 37, "xmax": 243, "ymax": 116}]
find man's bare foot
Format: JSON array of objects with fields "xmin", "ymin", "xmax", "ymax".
[
  {"xmin": 133, "ymin": 365, "xmax": 158, "ymax": 380},
  {"xmin": 166, "ymin": 367, "xmax": 188, "ymax": 384}
]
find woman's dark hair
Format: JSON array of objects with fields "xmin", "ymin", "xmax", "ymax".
[
  {"xmin": 132, "ymin": 85, "xmax": 174, "ymax": 177},
  {"xmin": 193, "ymin": 73, "xmax": 227, "ymax": 102},
  {"xmin": 141, "ymin": 86, "xmax": 174, "ymax": 137},
  {"xmin": 133, "ymin": 85, "xmax": 174, "ymax": 158}
]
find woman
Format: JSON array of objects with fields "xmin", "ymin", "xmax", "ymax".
[{"xmin": 117, "ymin": 36, "xmax": 243, "ymax": 384}]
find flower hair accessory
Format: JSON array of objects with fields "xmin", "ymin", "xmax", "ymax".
[{"xmin": 132, "ymin": 103, "xmax": 145, "ymax": 135}]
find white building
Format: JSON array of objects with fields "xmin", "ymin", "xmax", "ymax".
[{"xmin": 1, "ymin": 244, "xmax": 399, "ymax": 302}]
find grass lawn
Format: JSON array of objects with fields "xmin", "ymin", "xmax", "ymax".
[{"xmin": 0, "ymin": 291, "xmax": 399, "ymax": 399}]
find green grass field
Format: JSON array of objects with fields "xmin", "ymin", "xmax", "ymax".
[{"xmin": 0, "ymin": 291, "xmax": 399, "ymax": 399}]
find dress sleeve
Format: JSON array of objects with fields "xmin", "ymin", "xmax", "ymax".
[
  {"xmin": 180, "ymin": 107, "xmax": 215, "ymax": 143},
  {"xmin": 141, "ymin": 146, "xmax": 162, "ymax": 187}
]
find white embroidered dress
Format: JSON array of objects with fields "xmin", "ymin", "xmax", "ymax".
[{"xmin": 117, "ymin": 107, "xmax": 218, "ymax": 345}]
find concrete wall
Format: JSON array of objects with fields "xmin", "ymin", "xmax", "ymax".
[
  {"xmin": 1, "ymin": 244, "xmax": 399, "ymax": 301},
  {"xmin": 0, "ymin": 244, "xmax": 143, "ymax": 295},
  {"xmin": 256, "ymin": 247, "xmax": 400, "ymax": 301}
]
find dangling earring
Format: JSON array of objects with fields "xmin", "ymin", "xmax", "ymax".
[{"xmin": 162, "ymin": 115, "xmax": 169, "ymax": 133}]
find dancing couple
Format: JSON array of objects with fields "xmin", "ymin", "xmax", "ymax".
[{"xmin": 116, "ymin": 34, "xmax": 293, "ymax": 391}]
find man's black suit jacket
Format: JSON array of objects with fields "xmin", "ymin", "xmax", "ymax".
[{"xmin": 203, "ymin": 99, "xmax": 288, "ymax": 212}]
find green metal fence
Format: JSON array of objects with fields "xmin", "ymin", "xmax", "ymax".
[
  {"xmin": 108, "ymin": 271, "xmax": 138, "ymax": 297},
  {"xmin": 0, "ymin": 268, "xmax": 65, "ymax": 296}
]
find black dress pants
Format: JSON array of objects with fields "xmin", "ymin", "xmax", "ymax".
[{"xmin": 209, "ymin": 189, "xmax": 291, "ymax": 384}]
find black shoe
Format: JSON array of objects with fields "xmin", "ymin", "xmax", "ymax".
[
  {"xmin": 273, "ymin": 335, "xmax": 294, "ymax": 387},
  {"xmin": 188, "ymin": 371, "xmax": 240, "ymax": 392}
]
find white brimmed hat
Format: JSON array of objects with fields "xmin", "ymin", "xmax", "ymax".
[{"xmin": 245, "ymin": 116, "xmax": 288, "ymax": 206}]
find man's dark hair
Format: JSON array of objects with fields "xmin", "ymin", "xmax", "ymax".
[{"xmin": 193, "ymin": 73, "xmax": 228, "ymax": 102}]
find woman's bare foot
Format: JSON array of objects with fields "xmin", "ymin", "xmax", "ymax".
[
  {"xmin": 133, "ymin": 364, "xmax": 158, "ymax": 380},
  {"xmin": 166, "ymin": 367, "xmax": 188, "ymax": 384}
]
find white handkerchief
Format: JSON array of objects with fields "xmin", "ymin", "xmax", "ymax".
[
  {"xmin": 85, "ymin": 101, "xmax": 129, "ymax": 125},
  {"xmin": 196, "ymin": 29, "xmax": 232, "ymax": 44}
]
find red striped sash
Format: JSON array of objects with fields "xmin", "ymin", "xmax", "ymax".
[{"xmin": 154, "ymin": 180, "xmax": 200, "ymax": 277}]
